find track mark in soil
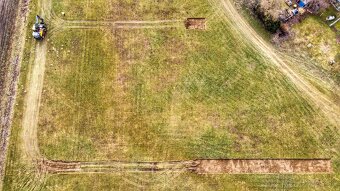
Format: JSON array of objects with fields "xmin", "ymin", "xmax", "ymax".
[
  {"xmin": 60, "ymin": 20, "xmax": 183, "ymax": 30},
  {"xmin": 39, "ymin": 160, "xmax": 198, "ymax": 174},
  {"xmin": 38, "ymin": 159, "xmax": 332, "ymax": 174}
]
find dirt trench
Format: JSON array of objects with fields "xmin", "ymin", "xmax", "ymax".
[
  {"xmin": 39, "ymin": 159, "xmax": 332, "ymax": 174},
  {"xmin": 196, "ymin": 159, "xmax": 332, "ymax": 174}
]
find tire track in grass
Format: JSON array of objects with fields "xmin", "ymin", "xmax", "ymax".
[
  {"xmin": 51, "ymin": 19, "xmax": 184, "ymax": 31},
  {"xmin": 97, "ymin": 21, "xmax": 181, "ymax": 29}
]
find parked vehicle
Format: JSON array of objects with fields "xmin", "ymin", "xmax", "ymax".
[{"xmin": 326, "ymin": 15, "xmax": 336, "ymax": 21}]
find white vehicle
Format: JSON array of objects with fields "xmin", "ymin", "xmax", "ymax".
[{"xmin": 326, "ymin": 16, "xmax": 336, "ymax": 21}]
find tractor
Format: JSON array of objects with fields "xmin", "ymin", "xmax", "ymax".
[{"xmin": 32, "ymin": 15, "xmax": 47, "ymax": 40}]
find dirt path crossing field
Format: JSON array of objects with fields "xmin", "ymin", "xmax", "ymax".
[
  {"xmin": 22, "ymin": 0, "xmax": 51, "ymax": 162},
  {"xmin": 22, "ymin": 42, "xmax": 47, "ymax": 161}
]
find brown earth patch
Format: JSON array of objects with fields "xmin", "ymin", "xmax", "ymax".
[
  {"xmin": 196, "ymin": 159, "xmax": 332, "ymax": 174},
  {"xmin": 185, "ymin": 18, "xmax": 206, "ymax": 30},
  {"xmin": 39, "ymin": 159, "xmax": 332, "ymax": 174},
  {"xmin": 39, "ymin": 159, "xmax": 81, "ymax": 173}
]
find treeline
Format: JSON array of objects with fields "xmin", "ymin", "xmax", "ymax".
[
  {"xmin": 253, "ymin": 4, "xmax": 281, "ymax": 33},
  {"xmin": 240, "ymin": 0, "xmax": 282, "ymax": 33}
]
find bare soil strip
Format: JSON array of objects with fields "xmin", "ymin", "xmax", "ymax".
[
  {"xmin": 39, "ymin": 160, "xmax": 198, "ymax": 174},
  {"xmin": 218, "ymin": 0, "xmax": 340, "ymax": 126},
  {"xmin": 196, "ymin": 159, "xmax": 332, "ymax": 174},
  {"xmin": 39, "ymin": 159, "xmax": 331, "ymax": 174},
  {"xmin": 66, "ymin": 20, "xmax": 182, "ymax": 24}
]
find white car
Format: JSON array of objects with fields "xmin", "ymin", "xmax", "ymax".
[{"xmin": 326, "ymin": 16, "xmax": 335, "ymax": 21}]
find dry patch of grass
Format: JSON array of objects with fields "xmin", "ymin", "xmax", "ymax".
[{"xmin": 282, "ymin": 16, "xmax": 339, "ymax": 73}]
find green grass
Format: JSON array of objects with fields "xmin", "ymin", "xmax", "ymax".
[
  {"xmin": 40, "ymin": 173, "xmax": 340, "ymax": 190},
  {"xmin": 320, "ymin": 6, "xmax": 340, "ymax": 26},
  {"xmin": 38, "ymin": 14, "xmax": 334, "ymax": 161},
  {"xmin": 52, "ymin": 0, "xmax": 211, "ymax": 20},
  {"xmin": 3, "ymin": 0, "xmax": 340, "ymax": 190}
]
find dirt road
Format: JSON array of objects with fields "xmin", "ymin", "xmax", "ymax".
[
  {"xmin": 21, "ymin": 0, "xmax": 51, "ymax": 162},
  {"xmin": 217, "ymin": 0, "xmax": 340, "ymax": 127},
  {"xmin": 21, "ymin": 42, "xmax": 47, "ymax": 161}
]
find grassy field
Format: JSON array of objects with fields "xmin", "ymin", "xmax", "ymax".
[
  {"xmin": 3, "ymin": 0, "xmax": 340, "ymax": 190},
  {"xmin": 52, "ymin": 0, "xmax": 210, "ymax": 20},
  {"xmin": 40, "ymin": 173, "xmax": 340, "ymax": 190},
  {"xmin": 38, "ymin": 19, "xmax": 334, "ymax": 161}
]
